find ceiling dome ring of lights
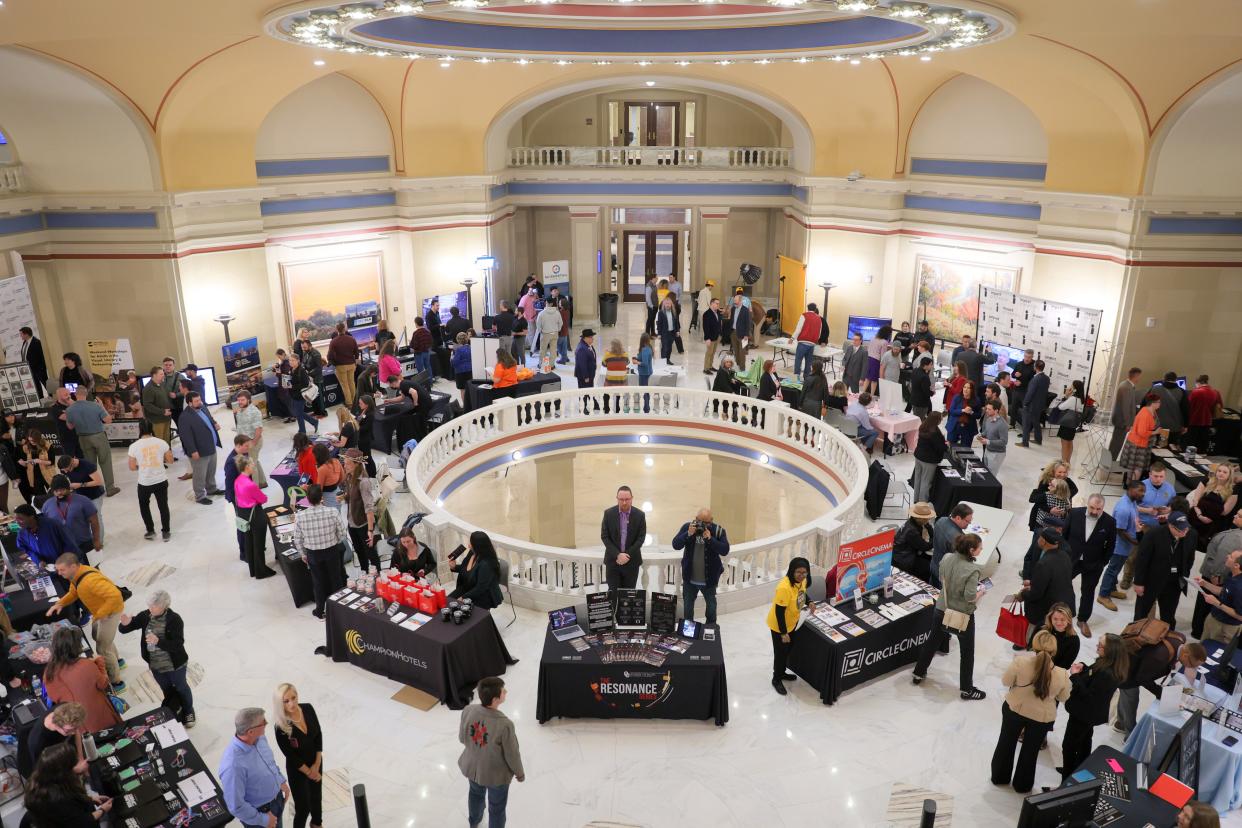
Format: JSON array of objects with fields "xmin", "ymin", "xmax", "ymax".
[{"xmin": 264, "ymin": 0, "xmax": 1014, "ymax": 65}]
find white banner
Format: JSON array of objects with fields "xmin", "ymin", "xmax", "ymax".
[
  {"xmin": 978, "ymin": 287, "xmax": 1102, "ymax": 395},
  {"xmin": 542, "ymin": 260, "xmax": 569, "ymax": 282},
  {"xmin": 0, "ymin": 275, "xmax": 39, "ymax": 365}
]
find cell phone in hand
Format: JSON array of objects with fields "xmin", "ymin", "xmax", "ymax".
[{"xmin": 979, "ymin": 578, "xmax": 994, "ymax": 592}]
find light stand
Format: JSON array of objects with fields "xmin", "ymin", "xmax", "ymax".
[
  {"xmin": 460, "ymin": 278, "xmax": 477, "ymax": 327},
  {"xmin": 214, "ymin": 314, "xmax": 236, "ymax": 344}
]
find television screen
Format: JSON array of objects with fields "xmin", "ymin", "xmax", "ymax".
[
  {"xmin": 422, "ymin": 290, "xmax": 469, "ymax": 326},
  {"xmin": 141, "ymin": 366, "xmax": 219, "ymax": 406},
  {"xmin": 345, "ymin": 301, "xmax": 380, "ymax": 347},
  {"xmin": 982, "ymin": 341, "xmax": 1028, "ymax": 379},
  {"xmin": 847, "ymin": 315, "xmax": 892, "ymax": 342},
  {"xmin": 1153, "ymin": 377, "xmax": 1188, "ymax": 391},
  {"xmin": 222, "ymin": 337, "xmax": 260, "ymax": 374}
]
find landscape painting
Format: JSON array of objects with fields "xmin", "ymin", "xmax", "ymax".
[
  {"xmin": 280, "ymin": 254, "xmax": 385, "ymax": 345},
  {"xmin": 913, "ymin": 256, "xmax": 1020, "ymax": 343}
]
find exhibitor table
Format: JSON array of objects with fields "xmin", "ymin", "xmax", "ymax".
[
  {"xmin": 325, "ymin": 593, "xmax": 515, "ymax": 709},
  {"xmin": 787, "ymin": 574, "xmax": 937, "ymax": 705},
  {"xmin": 765, "ymin": 338, "xmax": 843, "ymax": 375},
  {"xmin": 0, "ymin": 534, "xmax": 76, "ymax": 631},
  {"xmin": 870, "ymin": 410, "xmax": 920, "ymax": 452},
  {"xmin": 536, "ymin": 626, "xmax": 729, "ymax": 726},
  {"xmin": 1205, "ymin": 639, "xmax": 1242, "ymax": 691},
  {"xmin": 269, "ymin": 437, "xmax": 338, "ymax": 506},
  {"xmin": 960, "ymin": 500, "xmax": 1014, "ymax": 581},
  {"xmin": 1122, "ymin": 700, "xmax": 1242, "ymax": 814},
  {"xmin": 1068, "ymin": 745, "xmax": 1180, "ymax": 828},
  {"xmin": 265, "ymin": 506, "xmax": 313, "ymax": 609},
  {"xmin": 929, "ymin": 464, "xmax": 1003, "ymax": 516},
  {"xmin": 1150, "ymin": 447, "xmax": 1210, "ymax": 491},
  {"xmin": 465, "ymin": 372, "xmax": 561, "ymax": 411}
]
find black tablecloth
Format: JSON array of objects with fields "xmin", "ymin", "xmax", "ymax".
[
  {"xmin": 325, "ymin": 598, "xmax": 514, "ymax": 709},
  {"xmin": 1068, "ymin": 746, "xmax": 1180, "ymax": 828},
  {"xmin": 265, "ymin": 507, "xmax": 313, "ymax": 609},
  {"xmin": 91, "ymin": 706, "xmax": 233, "ymax": 827},
  {"xmin": 930, "ymin": 465, "xmax": 1003, "ymax": 516},
  {"xmin": 787, "ymin": 591, "xmax": 936, "ymax": 705},
  {"xmin": 374, "ymin": 398, "xmax": 422, "ymax": 455},
  {"xmin": 264, "ymin": 366, "xmax": 344, "ymax": 418},
  {"xmin": 1212, "ymin": 415, "xmax": 1241, "ymax": 458},
  {"xmin": 269, "ymin": 438, "xmax": 338, "ymax": 506},
  {"xmin": 536, "ymin": 628, "xmax": 729, "ymax": 726},
  {"xmin": 465, "ymin": 373, "xmax": 560, "ymax": 411},
  {"xmin": 1, "ymin": 535, "xmax": 75, "ymax": 631}
]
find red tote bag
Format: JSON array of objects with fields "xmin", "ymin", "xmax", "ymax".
[{"xmin": 996, "ymin": 600, "xmax": 1028, "ymax": 647}]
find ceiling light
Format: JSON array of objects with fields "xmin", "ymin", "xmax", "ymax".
[
  {"xmin": 405, "ymin": 52, "xmax": 423, "ymax": 59},
  {"xmin": 865, "ymin": 52, "xmax": 881, "ymax": 60},
  {"xmin": 849, "ymin": 58, "xmax": 861, "ymax": 65},
  {"xmin": 676, "ymin": 60, "xmax": 690, "ymax": 66},
  {"xmin": 511, "ymin": 450, "xmax": 523, "ymax": 460},
  {"xmin": 759, "ymin": 453, "xmax": 770, "ymax": 464},
  {"xmin": 830, "ymin": 55, "xmax": 848, "ymax": 62},
  {"xmin": 920, "ymin": 55, "xmax": 932, "ymax": 61},
  {"xmin": 645, "ymin": 80, "xmax": 655, "ymax": 86},
  {"xmin": 555, "ymin": 59, "xmax": 570, "ymax": 65},
  {"xmin": 835, "ymin": 0, "xmax": 877, "ymax": 10},
  {"xmin": 595, "ymin": 60, "xmax": 612, "ymax": 65},
  {"xmin": 517, "ymin": 58, "xmax": 530, "ymax": 65},
  {"xmin": 716, "ymin": 59, "xmax": 732, "ymax": 66},
  {"xmin": 794, "ymin": 56, "xmax": 809, "ymax": 64},
  {"xmin": 449, "ymin": 0, "xmax": 488, "ymax": 7},
  {"xmin": 440, "ymin": 60, "xmax": 451, "ymax": 68},
  {"xmin": 756, "ymin": 59, "xmax": 771, "ymax": 65},
  {"xmin": 930, "ymin": 11, "xmax": 955, "ymax": 24},
  {"xmin": 888, "ymin": 3, "xmax": 927, "ymax": 18},
  {"xmin": 637, "ymin": 60, "xmax": 651, "ymax": 66},
  {"xmin": 384, "ymin": 0, "xmax": 424, "ymax": 11},
  {"xmin": 339, "ymin": 4, "xmax": 377, "ymax": 20},
  {"xmin": 644, "ymin": 457, "xmax": 654, "ymax": 467},
  {"xmin": 524, "ymin": 0, "xmax": 563, "ymax": 3},
  {"xmin": 768, "ymin": 0, "xmax": 807, "ymax": 6},
  {"xmin": 313, "ymin": 59, "xmax": 327, "ymax": 66},
  {"xmin": 642, "ymin": 501, "xmax": 653, "ymax": 511},
  {"xmin": 638, "ymin": 434, "xmax": 649, "ymax": 444},
  {"xmin": 476, "ymin": 57, "xmax": 491, "ymax": 63}
]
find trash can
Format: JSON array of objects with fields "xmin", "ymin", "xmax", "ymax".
[{"xmin": 598, "ymin": 292, "xmax": 619, "ymax": 326}]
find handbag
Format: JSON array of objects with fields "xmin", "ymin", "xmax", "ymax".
[
  {"xmin": 942, "ymin": 608, "xmax": 971, "ymax": 632},
  {"xmin": 235, "ymin": 505, "xmax": 257, "ymax": 534},
  {"xmin": 301, "ymin": 382, "xmax": 320, "ymax": 403},
  {"xmin": 108, "ymin": 692, "xmax": 131, "ymax": 716},
  {"xmin": 996, "ymin": 600, "xmax": 1029, "ymax": 647}
]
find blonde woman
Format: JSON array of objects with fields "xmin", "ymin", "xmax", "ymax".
[
  {"xmin": 1027, "ymin": 460, "xmax": 1078, "ymax": 531},
  {"xmin": 1188, "ymin": 462, "xmax": 1238, "ymax": 542},
  {"xmin": 273, "ymin": 683, "xmax": 323, "ymax": 828},
  {"xmin": 990, "ymin": 629, "xmax": 1071, "ymax": 793},
  {"xmin": 329, "ymin": 406, "xmax": 359, "ymax": 452}
]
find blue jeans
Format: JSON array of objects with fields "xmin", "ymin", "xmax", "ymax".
[
  {"xmin": 683, "ymin": 581, "xmax": 717, "ymax": 624},
  {"xmin": 857, "ymin": 424, "xmax": 878, "ymax": 449},
  {"xmin": 1099, "ymin": 553, "xmax": 1128, "ymax": 597},
  {"xmin": 468, "ymin": 780, "xmax": 509, "ymax": 828},
  {"xmin": 793, "ymin": 341, "xmax": 815, "ymax": 380},
  {"xmin": 288, "ymin": 396, "xmax": 311, "ymax": 434},
  {"xmin": 153, "ymin": 665, "xmax": 194, "ymax": 719},
  {"xmin": 414, "ymin": 350, "xmax": 432, "ymax": 378},
  {"xmin": 243, "ymin": 793, "xmax": 284, "ymax": 828},
  {"xmin": 557, "ymin": 336, "xmax": 569, "ymax": 362}
]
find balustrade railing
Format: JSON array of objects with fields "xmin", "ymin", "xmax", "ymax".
[
  {"xmin": 0, "ymin": 164, "xmax": 25, "ymax": 194},
  {"xmin": 507, "ymin": 146, "xmax": 790, "ymax": 170},
  {"xmin": 407, "ymin": 387, "xmax": 867, "ymax": 613}
]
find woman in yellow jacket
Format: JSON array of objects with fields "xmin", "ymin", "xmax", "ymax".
[
  {"xmin": 990, "ymin": 628, "xmax": 1071, "ymax": 793},
  {"xmin": 766, "ymin": 556, "xmax": 814, "ymax": 696}
]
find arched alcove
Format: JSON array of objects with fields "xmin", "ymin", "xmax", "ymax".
[
  {"xmin": 255, "ymin": 73, "xmax": 394, "ymax": 171},
  {"xmin": 907, "ymin": 75, "xmax": 1048, "ymax": 177},
  {"xmin": 0, "ymin": 47, "xmax": 160, "ymax": 192},
  {"xmin": 1148, "ymin": 68, "xmax": 1242, "ymax": 197}
]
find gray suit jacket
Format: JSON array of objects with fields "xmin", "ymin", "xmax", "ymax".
[{"xmin": 601, "ymin": 506, "xmax": 646, "ymax": 572}]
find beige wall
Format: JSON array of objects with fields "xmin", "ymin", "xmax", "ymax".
[
  {"xmin": 408, "ymin": 225, "xmax": 492, "ymax": 329},
  {"xmin": 722, "ymin": 208, "xmax": 775, "ymax": 295},
  {"xmin": 907, "ymin": 75, "xmax": 1048, "ymax": 164},
  {"xmin": 178, "ymin": 247, "xmax": 275, "ymax": 382},
  {"xmin": 805, "ymin": 227, "xmax": 889, "ymax": 344},
  {"xmin": 702, "ymin": 96, "xmax": 780, "ymax": 147}
]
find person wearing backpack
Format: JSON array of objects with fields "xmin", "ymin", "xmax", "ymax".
[
  {"xmin": 45, "ymin": 553, "xmax": 128, "ymax": 692},
  {"xmin": 1113, "ymin": 620, "xmax": 1184, "ymax": 736}
]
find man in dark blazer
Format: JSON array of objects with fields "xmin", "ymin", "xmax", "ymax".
[
  {"xmin": 177, "ymin": 391, "xmax": 222, "ymax": 505},
  {"xmin": 1018, "ymin": 359, "xmax": 1051, "ymax": 447},
  {"xmin": 19, "ymin": 326, "xmax": 47, "ymax": 398},
  {"xmin": 701, "ymin": 298, "xmax": 723, "ymax": 375},
  {"xmin": 600, "ymin": 485, "xmax": 646, "ymax": 609},
  {"xmin": 1132, "ymin": 511, "xmax": 1193, "ymax": 627},
  {"xmin": 1064, "ymin": 494, "xmax": 1116, "ymax": 637},
  {"xmin": 730, "ymin": 293, "xmax": 752, "ymax": 370},
  {"xmin": 1020, "ymin": 528, "xmax": 1076, "ymax": 637}
]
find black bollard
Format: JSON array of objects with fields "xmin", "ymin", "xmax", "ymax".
[
  {"xmin": 919, "ymin": 798, "xmax": 937, "ymax": 828},
  {"xmin": 354, "ymin": 783, "xmax": 371, "ymax": 828}
]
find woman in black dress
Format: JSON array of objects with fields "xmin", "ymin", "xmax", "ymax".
[
  {"xmin": 274, "ymin": 683, "xmax": 323, "ymax": 828},
  {"xmin": 24, "ymin": 741, "xmax": 111, "ymax": 827},
  {"xmin": 448, "ymin": 530, "xmax": 503, "ymax": 609}
]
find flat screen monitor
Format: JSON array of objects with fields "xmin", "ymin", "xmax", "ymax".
[
  {"xmin": 222, "ymin": 337, "xmax": 260, "ymax": 374},
  {"xmin": 141, "ymin": 367, "xmax": 219, "ymax": 406},
  {"xmin": 1017, "ymin": 779, "xmax": 1102, "ymax": 828},
  {"xmin": 1153, "ymin": 377, "xmax": 1187, "ymax": 391},
  {"xmin": 847, "ymin": 315, "xmax": 891, "ymax": 342},
  {"xmin": 982, "ymin": 341, "xmax": 1027, "ymax": 379},
  {"xmin": 1156, "ymin": 710, "xmax": 1201, "ymax": 795},
  {"xmin": 878, "ymin": 378, "xmax": 903, "ymax": 414},
  {"xmin": 422, "ymin": 291, "xmax": 469, "ymax": 327}
]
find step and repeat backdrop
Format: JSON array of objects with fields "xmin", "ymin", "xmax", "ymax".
[{"xmin": 977, "ymin": 287, "xmax": 1103, "ymax": 396}]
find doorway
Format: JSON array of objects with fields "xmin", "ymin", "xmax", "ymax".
[
  {"xmin": 623, "ymin": 231, "xmax": 679, "ymax": 301},
  {"xmin": 623, "ymin": 102, "xmax": 680, "ymax": 146}
]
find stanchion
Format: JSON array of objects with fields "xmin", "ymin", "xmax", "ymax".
[
  {"xmin": 919, "ymin": 798, "xmax": 936, "ymax": 828},
  {"xmin": 354, "ymin": 783, "xmax": 371, "ymax": 828}
]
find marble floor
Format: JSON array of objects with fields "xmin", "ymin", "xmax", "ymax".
[{"xmin": 5, "ymin": 301, "xmax": 1237, "ymax": 828}]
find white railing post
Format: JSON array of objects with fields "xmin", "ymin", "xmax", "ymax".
[{"xmin": 504, "ymin": 147, "xmax": 790, "ymax": 170}]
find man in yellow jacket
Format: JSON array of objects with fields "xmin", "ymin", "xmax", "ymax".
[{"xmin": 47, "ymin": 553, "xmax": 127, "ymax": 691}]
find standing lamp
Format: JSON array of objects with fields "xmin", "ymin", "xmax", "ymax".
[
  {"xmin": 214, "ymin": 314, "xmax": 236, "ymax": 344},
  {"xmin": 460, "ymin": 278, "xmax": 477, "ymax": 326}
]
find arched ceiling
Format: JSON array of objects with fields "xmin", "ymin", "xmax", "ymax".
[{"xmin": 0, "ymin": 0, "xmax": 1239, "ymax": 193}]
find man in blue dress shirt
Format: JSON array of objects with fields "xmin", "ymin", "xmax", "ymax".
[
  {"xmin": 14, "ymin": 504, "xmax": 77, "ymax": 567},
  {"xmin": 220, "ymin": 707, "xmax": 288, "ymax": 828}
]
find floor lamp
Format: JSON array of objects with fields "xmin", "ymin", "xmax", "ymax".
[{"xmin": 214, "ymin": 314, "xmax": 236, "ymax": 344}]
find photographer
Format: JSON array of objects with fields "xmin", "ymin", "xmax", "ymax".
[{"xmin": 672, "ymin": 508, "xmax": 731, "ymax": 624}]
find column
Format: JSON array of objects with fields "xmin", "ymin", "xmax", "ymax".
[
  {"xmin": 699, "ymin": 208, "xmax": 729, "ymax": 292},
  {"xmin": 530, "ymin": 454, "xmax": 577, "ymax": 547},
  {"xmin": 709, "ymin": 454, "xmax": 752, "ymax": 542},
  {"xmin": 568, "ymin": 206, "xmax": 601, "ymax": 327}
]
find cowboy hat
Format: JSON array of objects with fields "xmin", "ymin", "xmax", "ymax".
[{"xmin": 909, "ymin": 502, "xmax": 936, "ymax": 520}]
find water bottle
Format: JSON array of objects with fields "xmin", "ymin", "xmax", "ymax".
[
  {"xmin": 83, "ymin": 733, "xmax": 98, "ymax": 760},
  {"xmin": 30, "ymin": 676, "xmax": 41, "ymax": 701}
]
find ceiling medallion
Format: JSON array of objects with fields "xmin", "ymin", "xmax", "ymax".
[{"xmin": 267, "ymin": 0, "xmax": 1012, "ymax": 65}]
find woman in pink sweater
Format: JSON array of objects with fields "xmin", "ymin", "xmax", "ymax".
[
  {"xmin": 377, "ymin": 340, "xmax": 402, "ymax": 385},
  {"xmin": 234, "ymin": 455, "xmax": 274, "ymax": 579}
]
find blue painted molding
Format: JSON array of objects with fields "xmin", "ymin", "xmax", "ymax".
[
  {"xmin": 1148, "ymin": 216, "xmax": 1242, "ymax": 236},
  {"xmin": 489, "ymin": 183, "xmax": 509, "ymax": 200},
  {"xmin": 255, "ymin": 156, "xmax": 391, "ymax": 178},
  {"xmin": 0, "ymin": 213, "xmax": 44, "ymax": 236},
  {"xmin": 903, "ymin": 194, "xmax": 1041, "ymax": 221},
  {"xmin": 910, "ymin": 157, "xmax": 1047, "ymax": 182},
  {"xmin": 43, "ymin": 211, "xmax": 158, "ymax": 229},
  {"xmin": 504, "ymin": 182, "xmax": 795, "ymax": 197},
  {"xmin": 259, "ymin": 191, "xmax": 397, "ymax": 216}
]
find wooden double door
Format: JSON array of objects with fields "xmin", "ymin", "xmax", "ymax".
[{"xmin": 623, "ymin": 231, "xmax": 679, "ymax": 302}]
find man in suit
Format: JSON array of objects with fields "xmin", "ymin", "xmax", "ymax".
[
  {"xmin": 730, "ymin": 292, "xmax": 752, "ymax": 370},
  {"xmin": 1064, "ymin": 494, "xmax": 1116, "ymax": 637},
  {"xmin": 956, "ymin": 340, "xmax": 997, "ymax": 390},
  {"xmin": 1109, "ymin": 367, "xmax": 1143, "ymax": 461},
  {"xmin": 1132, "ymin": 511, "xmax": 1193, "ymax": 627},
  {"xmin": 1008, "ymin": 349, "xmax": 1036, "ymax": 429},
  {"xmin": 701, "ymin": 298, "xmax": 723, "ymax": 375},
  {"xmin": 177, "ymin": 391, "xmax": 223, "ymax": 505},
  {"xmin": 19, "ymin": 326, "xmax": 47, "ymax": 398},
  {"xmin": 600, "ymin": 485, "xmax": 646, "ymax": 610},
  {"xmin": 1018, "ymin": 359, "xmax": 1051, "ymax": 447},
  {"xmin": 1019, "ymin": 528, "xmax": 1076, "ymax": 639}
]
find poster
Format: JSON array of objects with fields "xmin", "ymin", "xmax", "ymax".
[
  {"xmin": 0, "ymin": 362, "xmax": 40, "ymax": 412},
  {"xmin": 542, "ymin": 260, "xmax": 569, "ymax": 282},
  {"xmin": 0, "ymin": 275, "xmax": 39, "ymax": 366},
  {"xmin": 280, "ymin": 254, "xmax": 384, "ymax": 344},
  {"xmin": 345, "ymin": 300, "xmax": 380, "ymax": 347},
  {"xmin": 977, "ymin": 286, "xmax": 1101, "ymax": 395},
  {"xmin": 833, "ymin": 528, "xmax": 896, "ymax": 604},
  {"xmin": 85, "ymin": 339, "xmax": 134, "ymax": 379},
  {"xmin": 913, "ymin": 256, "xmax": 1021, "ymax": 343},
  {"xmin": 222, "ymin": 336, "xmax": 261, "ymax": 399}
]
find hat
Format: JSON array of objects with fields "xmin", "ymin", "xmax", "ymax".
[
  {"xmin": 1039, "ymin": 528, "xmax": 1062, "ymax": 545},
  {"xmin": 1042, "ymin": 515, "xmax": 1065, "ymax": 529},
  {"xmin": 581, "ymin": 328, "xmax": 596, "ymax": 339},
  {"xmin": 705, "ymin": 280, "xmax": 715, "ymax": 287},
  {"xmin": 342, "ymin": 448, "xmax": 365, "ymax": 461},
  {"xmin": 50, "ymin": 474, "xmax": 71, "ymax": 491},
  {"xmin": 184, "ymin": 363, "xmax": 199, "ymax": 371},
  {"xmin": 1168, "ymin": 512, "xmax": 1191, "ymax": 531},
  {"xmin": 909, "ymin": 502, "xmax": 936, "ymax": 520},
  {"xmin": 890, "ymin": 340, "xmax": 903, "ymax": 349}
]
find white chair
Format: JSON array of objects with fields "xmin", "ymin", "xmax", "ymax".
[
  {"xmin": 496, "ymin": 557, "xmax": 517, "ymax": 628},
  {"xmin": 823, "ymin": 408, "xmax": 859, "ymax": 438}
]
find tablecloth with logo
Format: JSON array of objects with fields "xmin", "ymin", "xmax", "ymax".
[
  {"xmin": 535, "ymin": 627, "xmax": 729, "ymax": 726},
  {"xmin": 787, "ymin": 594, "xmax": 936, "ymax": 705},
  {"xmin": 324, "ymin": 598, "xmax": 515, "ymax": 709}
]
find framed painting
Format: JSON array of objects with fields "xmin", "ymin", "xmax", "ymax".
[
  {"xmin": 913, "ymin": 256, "xmax": 1020, "ymax": 343},
  {"xmin": 279, "ymin": 254, "xmax": 385, "ymax": 346}
]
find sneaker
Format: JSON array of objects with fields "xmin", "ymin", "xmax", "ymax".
[
  {"xmin": 162, "ymin": 531, "xmax": 171, "ymax": 542},
  {"xmin": 143, "ymin": 531, "xmax": 155, "ymax": 541},
  {"xmin": 110, "ymin": 681, "xmax": 126, "ymax": 693},
  {"xmin": 197, "ymin": 497, "xmax": 213, "ymax": 506},
  {"xmin": 1111, "ymin": 590, "xmax": 1128, "ymax": 599},
  {"xmin": 1096, "ymin": 596, "xmax": 1117, "ymax": 612},
  {"xmin": 183, "ymin": 713, "xmax": 196, "ymax": 729},
  {"xmin": 106, "ymin": 487, "xmax": 121, "ymax": 497}
]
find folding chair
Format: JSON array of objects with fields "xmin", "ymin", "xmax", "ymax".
[{"xmin": 496, "ymin": 558, "xmax": 517, "ymax": 628}]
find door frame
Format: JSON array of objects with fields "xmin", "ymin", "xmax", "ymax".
[
  {"xmin": 623, "ymin": 101, "xmax": 681, "ymax": 146},
  {"xmin": 622, "ymin": 230, "xmax": 681, "ymax": 302}
]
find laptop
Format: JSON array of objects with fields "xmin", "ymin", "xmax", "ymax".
[{"xmin": 549, "ymin": 606, "xmax": 586, "ymax": 642}]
